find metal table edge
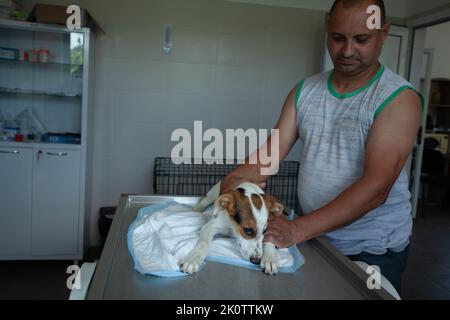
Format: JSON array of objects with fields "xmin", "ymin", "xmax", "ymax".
[
  {"xmin": 309, "ymin": 237, "xmax": 396, "ymax": 300},
  {"xmin": 86, "ymin": 194, "xmax": 131, "ymax": 299}
]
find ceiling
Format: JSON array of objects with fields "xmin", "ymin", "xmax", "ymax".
[{"xmin": 222, "ymin": 0, "xmax": 450, "ymax": 18}]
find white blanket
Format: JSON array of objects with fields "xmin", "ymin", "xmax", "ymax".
[{"xmin": 127, "ymin": 200, "xmax": 304, "ymax": 277}]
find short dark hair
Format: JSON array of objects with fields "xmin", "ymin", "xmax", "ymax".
[{"xmin": 329, "ymin": 0, "xmax": 387, "ymax": 25}]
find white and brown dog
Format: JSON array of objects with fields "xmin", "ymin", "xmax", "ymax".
[{"xmin": 179, "ymin": 181, "xmax": 284, "ymax": 275}]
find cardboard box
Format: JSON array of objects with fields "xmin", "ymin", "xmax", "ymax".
[
  {"xmin": 28, "ymin": 3, "xmax": 67, "ymax": 25},
  {"xmin": 27, "ymin": 3, "xmax": 103, "ymax": 33}
]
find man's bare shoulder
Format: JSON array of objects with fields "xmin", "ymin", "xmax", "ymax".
[{"xmin": 376, "ymin": 87, "xmax": 422, "ymax": 120}]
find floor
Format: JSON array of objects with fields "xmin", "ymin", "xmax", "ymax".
[
  {"xmin": 402, "ymin": 204, "xmax": 450, "ymax": 300},
  {"xmin": 0, "ymin": 247, "xmax": 100, "ymax": 300},
  {"xmin": 0, "ymin": 207, "xmax": 449, "ymax": 300}
]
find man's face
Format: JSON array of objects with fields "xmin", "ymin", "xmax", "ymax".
[{"xmin": 327, "ymin": 2, "xmax": 390, "ymax": 75}]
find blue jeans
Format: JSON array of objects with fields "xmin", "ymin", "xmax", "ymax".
[{"xmin": 346, "ymin": 244, "xmax": 410, "ymax": 296}]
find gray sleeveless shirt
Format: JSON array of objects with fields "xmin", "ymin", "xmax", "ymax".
[{"xmin": 295, "ymin": 64, "xmax": 422, "ymax": 255}]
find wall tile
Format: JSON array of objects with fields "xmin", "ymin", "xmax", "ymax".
[
  {"xmin": 168, "ymin": 62, "xmax": 215, "ymax": 95},
  {"xmin": 110, "ymin": 155, "xmax": 155, "ymax": 195},
  {"xmin": 113, "ymin": 123, "xmax": 172, "ymax": 157},
  {"xmin": 214, "ymin": 65, "xmax": 264, "ymax": 98},
  {"xmin": 169, "ymin": 29, "xmax": 218, "ymax": 64},
  {"xmin": 114, "ymin": 59, "xmax": 169, "ymax": 92},
  {"xmin": 217, "ymin": 32, "xmax": 267, "ymax": 67},
  {"xmin": 93, "ymin": 89, "xmax": 115, "ymax": 122},
  {"xmin": 94, "ymin": 57, "xmax": 117, "ymax": 90},
  {"xmin": 93, "ymin": 122, "xmax": 114, "ymax": 155},
  {"xmin": 114, "ymin": 91, "xmax": 169, "ymax": 124},
  {"xmin": 210, "ymin": 95, "xmax": 262, "ymax": 129}
]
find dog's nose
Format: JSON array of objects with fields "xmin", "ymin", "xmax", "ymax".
[{"xmin": 250, "ymin": 256, "xmax": 261, "ymax": 265}]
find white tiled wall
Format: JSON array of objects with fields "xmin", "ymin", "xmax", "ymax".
[{"xmin": 18, "ymin": 0, "xmax": 326, "ymax": 246}]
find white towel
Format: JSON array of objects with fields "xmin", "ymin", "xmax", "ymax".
[{"xmin": 127, "ymin": 200, "xmax": 304, "ymax": 277}]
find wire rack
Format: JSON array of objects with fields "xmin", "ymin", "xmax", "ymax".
[{"xmin": 153, "ymin": 157, "xmax": 300, "ymax": 210}]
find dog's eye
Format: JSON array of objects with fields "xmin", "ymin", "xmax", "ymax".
[{"xmin": 243, "ymin": 228, "xmax": 254, "ymax": 236}]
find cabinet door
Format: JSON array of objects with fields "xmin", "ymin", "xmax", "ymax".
[
  {"xmin": 0, "ymin": 147, "xmax": 32, "ymax": 256},
  {"xmin": 32, "ymin": 148, "xmax": 80, "ymax": 256}
]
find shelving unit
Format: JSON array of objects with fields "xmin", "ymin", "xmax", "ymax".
[
  {"xmin": 428, "ymin": 78, "xmax": 450, "ymax": 132},
  {"xmin": 0, "ymin": 18, "xmax": 94, "ymax": 260},
  {"xmin": 417, "ymin": 77, "xmax": 450, "ymax": 207}
]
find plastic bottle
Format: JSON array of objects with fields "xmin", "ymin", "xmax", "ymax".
[
  {"xmin": 15, "ymin": 108, "xmax": 45, "ymax": 136},
  {"xmin": 19, "ymin": 113, "xmax": 29, "ymax": 135},
  {"xmin": 3, "ymin": 112, "xmax": 19, "ymax": 141}
]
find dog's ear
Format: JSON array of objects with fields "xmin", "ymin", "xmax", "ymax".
[
  {"xmin": 263, "ymin": 194, "xmax": 284, "ymax": 217},
  {"xmin": 213, "ymin": 192, "xmax": 236, "ymax": 216}
]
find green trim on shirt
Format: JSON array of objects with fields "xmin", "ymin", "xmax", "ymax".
[
  {"xmin": 374, "ymin": 86, "xmax": 425, "ymax": 119},
  {"xmin": 328, "ymin": 64, "xmax": 385, "ymax": 99}
]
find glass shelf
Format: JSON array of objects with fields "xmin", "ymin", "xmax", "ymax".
[
  {"xmin": 0, "ymin": 59, "xmax": 83, "ymax": 67},
  {"xmin": 0, "ymin": 21, "xmax": 87, "ymax": 142},
  {"xmin": 0, "ymin": 86, "xmax": 81, "ymax": 98}
]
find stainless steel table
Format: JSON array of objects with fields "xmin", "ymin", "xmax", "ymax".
[{"xmin": 86, "ymin": 195, "xmax": 395, "ymax": 300}]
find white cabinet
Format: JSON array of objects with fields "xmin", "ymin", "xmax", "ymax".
[
  {"xmin": 0, "ymin": 147, "xmax": 32, "ymax": 256},
  {"xmin": 0, "ymin": 18, "xmax": 94, "ymax": 260},
  {"xmin": 32, "ymin": 147, "xmax": 80, "ymax": 256},
  {"xmin": 0, "ymin": 144, "xmax": 83, "ymax": 259}
]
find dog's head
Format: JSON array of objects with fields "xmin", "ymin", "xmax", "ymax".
[{"xmin": 213, "ymin": 182, "xmax": 284, "ymax": 264}]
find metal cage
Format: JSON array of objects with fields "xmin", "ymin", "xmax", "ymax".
[{"xmin": 153, "ymin": 157, "xmax": 300, "ymax": 210}]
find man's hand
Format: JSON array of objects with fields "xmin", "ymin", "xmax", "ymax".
[{"xmin": 264, "ymin": 215, "xmax": 306, "ymax": 248}]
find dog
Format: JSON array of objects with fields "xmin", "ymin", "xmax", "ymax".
[{"xmin": 179, "ymin": 181, "xmax": 284, "ymax": 275}]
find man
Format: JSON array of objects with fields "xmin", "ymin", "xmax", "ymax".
[{"xmin": 220, "ymin": 0, "xmax": 422, "ymax": 295}]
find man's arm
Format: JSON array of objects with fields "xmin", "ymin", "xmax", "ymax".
[
  {"xmin": 265, "ymin": 89, "xmax": 422, "ymax": 247},
  {"xmin": 220, "ymin": 84, "xmax": 300, "ymax": 194}
]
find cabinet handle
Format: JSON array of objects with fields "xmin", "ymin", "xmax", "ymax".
[
  {"xmin": 0, "ymin": 150, "xmax": 20, "ymax": 154},
  {"xmin": 47, "ymin": 152, "xmax": 68, "ymax": 156}
]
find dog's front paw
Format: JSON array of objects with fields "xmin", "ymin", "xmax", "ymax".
[
  {"xmin": 260, "ymin": 255, "xmax": 278, "ymax": 275},
  {"xmin": 180, "ymin": 255, "xmax": 204, "ymax": 274},
  {"xmin": 260, "ymin": 242, "xmax": 278, "ymax": 275}
]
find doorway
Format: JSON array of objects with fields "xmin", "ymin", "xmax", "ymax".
[
  {"xmin": 403, "ymin": 18, "xmax": 450, "ymax": 300},
  {"xmin": 409, "ymin": 20, "xmax": 450, "ymax": 218}
]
